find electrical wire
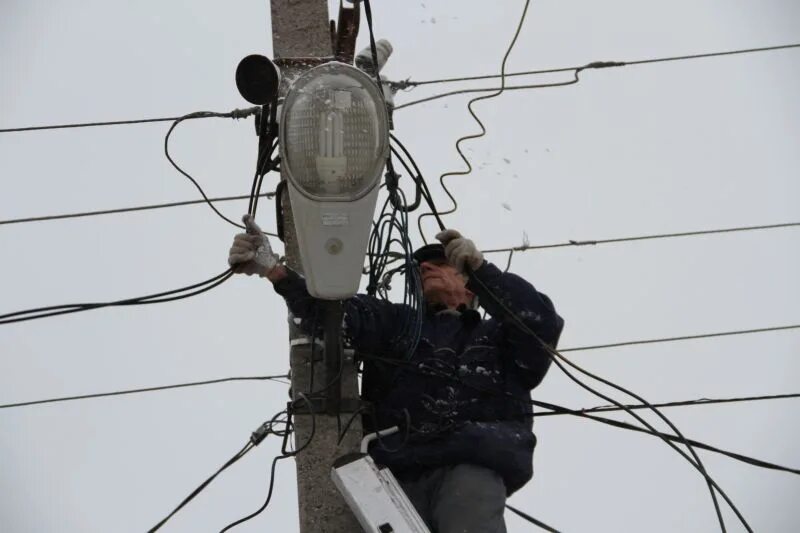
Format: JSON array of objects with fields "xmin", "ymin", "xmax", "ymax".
[
  {"xmin": 481, "ymin": 221, "xmax": 800, "ymax": 254},
  {"xmin": 0, "ymin": 107, "xmax": 284, "ymax": 326},
  {"xmin": 0, "ymin": 192, "xmax": 276, "ymax": 227},
  {"xmin": 358, "ymin": 352, "xmax": 800, "ymax": 477},
  {"xmin": 0, "ymin": 269, "xmax": 233, "ymax": 325},
  {"xmin": 468, "ymin": 273, "xmax": 740, "ymax": 532},
  {"xmin": 415, "ymin": 0, "xmax": 535, "ymax": 241},
  {"xmin": 533, "ymin": 391, "xmax": 800, "ymax": 418},
  {"xmin": 401, "ymin": 43, "xmax": 800, "ymax": 88},
  {"xmin": 148, "ymin": 403, "xmax": 299, "ymax": 533},
  {"xmin": 12, "ymin": 44, "xmax": 790, "ymax": 134},
  {"xmin": 395, "ymin": 43, "xmax": 800, "ymax": 110},
  {"xmin": 399, "ymin": 70, "xmax": 581, "ymax": 112},
  {"xmin": 505, "ymin": 504, "xmax": 561, "ymax": 533},
  {"xmin": 148, "ymin": 441, "xmax": 256, "ymax": 533},
  {"xmin": 0, "ymin": 375, "xmax": 290, "ymax": 410},
  {"xmin": 0, "ymin": 113, "xmax": 237, "ymax": 134},
  {"xmin": 219, "ymin": 394, "xmax": 317, "ymax": 532},
  {"xmin": 386, "ymin": 13, "xmax": 783, "ymax": 524},
  {"xmin": 369, "ymin": 218, "xmax": 800, "ymax": 277},
  {"xmin": 561, "ymin": 324, "xmax": 800, "ymax": 353},
  {"xmin": 164, "ymin": 111, "xmax": 259, "ymax": 230},
  {"xmin": 530, "ymin": 399, "xmax": 800, "ymax": 476}
]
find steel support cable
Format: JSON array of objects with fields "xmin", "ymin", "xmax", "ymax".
[
  {"xmin": 358, "ymin": 351, "xmax": 800, "ymax": 477},
  {"xmin": 367, "ymin": 214, "xmax": 800, "ymax": 277},
  {"xmin": 401, "ymin": 43, "xmax": 800, "ymax": 87},
  {"xmin": 0, "ymin": 375, "xmax": 290, "ymax": 410},
  {"xmin": 394, "ymin": 43, "xmax": 800, "ymax": 110},
  {"xmin": 0, "ymin": 114, "xmax": 213, "ymax": 134},
  {"xmin": 481, "ymin": 221, "xmax": 800, "ymax": 254},
  {"xmin": 561, "ymin": 324, "xmax": 800, "ymax": 353},
  {"xmin": 0, "ymin": 192, "xmax": 276, "ymax": 227}
]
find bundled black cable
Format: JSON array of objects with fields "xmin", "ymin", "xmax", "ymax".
[
  {"xmin": 147, "ymin": 409, "xmax": 293, "ymax": 532},
  {"xmin": 0, "ymin": 269, "xmax": 234, "ymax": 325},
  {"xmin": 218, "ymin": 395, "xmax": 317, "ymax": 532},
  {"xmin": 365, "ymin": 184, "xmax": 424, "ymax": 359},
  {"xmin": 148, "ymin": 395, "xmax": 316, "ymax": 533},
  {"xmin": 1, "ymin": 106, "xmax": 283, "ymax": 326}
]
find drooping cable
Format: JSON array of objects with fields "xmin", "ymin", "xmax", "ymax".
[
  {"xmin": 467, "ymin": 273, "xmax": 740, "ymax": 532},
  {"xmin": 164, "ymin": 111, "xmax": 259, "ymax": 230},
  {"xmin": 530, "ymin": 399, "xmax": 800, "ymax": 476},
  {"xmin": 148, "ymin": 441, "xmax": 255, "ymax": 533},
  {"xmin": 400, "ymin": 70, "xmax": 581, "ymax": 113},
  {"xmin": 0, "ymin": 269, "xmax": 233, "ymax": 325},
  {"xmin": 415, "ymin": 0, "xmax": 534, "ymax": 241},
  {"xmin": 357, "ymin": 352, "xmax": 800, "ymax": 477},
  {"xmin": 218, "ymin": 394, "xmax": 317, "ymax": 532},
  {"xmin": 147, "ymin": 406, "xmax": 295, "ymax": 533}
]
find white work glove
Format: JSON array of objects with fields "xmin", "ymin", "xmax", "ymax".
[
  {"xmin": 435, "ymin": 229, "xmax": 484, "ymax": 272},
  {"xmin": 228, "ymin": 214, "xmax": 279, "ymax": 277}
]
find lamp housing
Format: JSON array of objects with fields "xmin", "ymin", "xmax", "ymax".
[{"xmin": 280, "ymin": 61, "xmax": 389, "ymax": 299}]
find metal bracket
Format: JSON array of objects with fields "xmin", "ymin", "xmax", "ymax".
[{"xmin": 331, "ymin": 0, "xmax": 360, "ymax": 64}]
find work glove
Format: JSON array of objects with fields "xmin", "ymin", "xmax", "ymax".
[
  {"xmin": 435, "ymin": 229, "xmax": 484, "ymax": 272},
  {"xmin": 228, "ymin": 214, "xmax": 279, "ymax": 277}
]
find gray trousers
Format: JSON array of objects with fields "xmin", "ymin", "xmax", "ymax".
[{"xmin": 395, "ymin": 464, "xmax": 507, "ymax": 533}]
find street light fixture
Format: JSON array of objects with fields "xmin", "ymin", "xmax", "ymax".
[{"xmin": 281, "ymin": 61, "xmax": 390, "ymax": 299}]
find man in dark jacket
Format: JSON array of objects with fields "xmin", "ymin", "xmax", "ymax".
[{"xmin": 228, "ymin": 215, "xmax": 564, "ymax": 533}]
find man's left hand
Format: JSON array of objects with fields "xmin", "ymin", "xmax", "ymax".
[{"xmin": 436, "ymin": 229, "xmax": 484, "ymax": 272}]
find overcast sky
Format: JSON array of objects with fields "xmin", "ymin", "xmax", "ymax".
[{"xmin": 1, "ymin": 1, "xmax": 799, "ymax": 532}]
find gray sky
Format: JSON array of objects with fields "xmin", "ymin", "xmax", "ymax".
[{"xmin": 1, "ymin": 1, "xmax": 798, "ymax": 531}]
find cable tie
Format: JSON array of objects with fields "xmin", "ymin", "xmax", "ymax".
[
  {"xmin": 568, "ymin": 239, "xmax": 598, "ymax": 246},
  {"xmin": 230, "ymin": 106, "xmax": 261, "ymax": 120},
  {"xmin": 384, "ymin": 168, "xmax": 400, "ymax": 191}
]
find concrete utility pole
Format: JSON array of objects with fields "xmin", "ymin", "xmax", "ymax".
[{"xmin": 270, "ymin": 1, "xmax": 363, "ymax": 531}]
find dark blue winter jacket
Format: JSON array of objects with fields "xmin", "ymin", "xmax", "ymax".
[{"xmin": 273, "ymin": 260, "xmax": 564, "ymax": 495}]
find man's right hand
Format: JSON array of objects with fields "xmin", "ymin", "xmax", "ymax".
[{"xmin": 228, "ymin": 214, "xmax": 280, "ymax": 278}]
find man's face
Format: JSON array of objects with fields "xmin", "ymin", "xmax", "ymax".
[{"xmin": 420, "ymin": 260, "xmax": 472, "ymax": 308}]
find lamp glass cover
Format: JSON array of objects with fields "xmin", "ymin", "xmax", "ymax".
[{"xmin": 282, "ymin": 62, "xmax": 389, "ymax": 201}]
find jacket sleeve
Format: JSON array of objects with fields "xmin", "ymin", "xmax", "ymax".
[
  {"xmin": 466, "ymin": 261, "xmax": 565, "ymax": 389},
  {"xmin": 272, "ymin": 268, "xmax": 407, "ymax": 355}
]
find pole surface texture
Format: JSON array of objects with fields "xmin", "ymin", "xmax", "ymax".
[{"xmin": 270, "ymin": 1, "xmax": 363, "ymax": 531}]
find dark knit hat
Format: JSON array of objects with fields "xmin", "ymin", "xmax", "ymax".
[{"xmin": 412, "ymin": 243, "xmax": 446, "ymax": 264}]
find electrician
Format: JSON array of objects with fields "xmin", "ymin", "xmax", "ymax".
[{"xmin": 228, "ymin": 214, "xmax": 564, "ymax": 533}]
